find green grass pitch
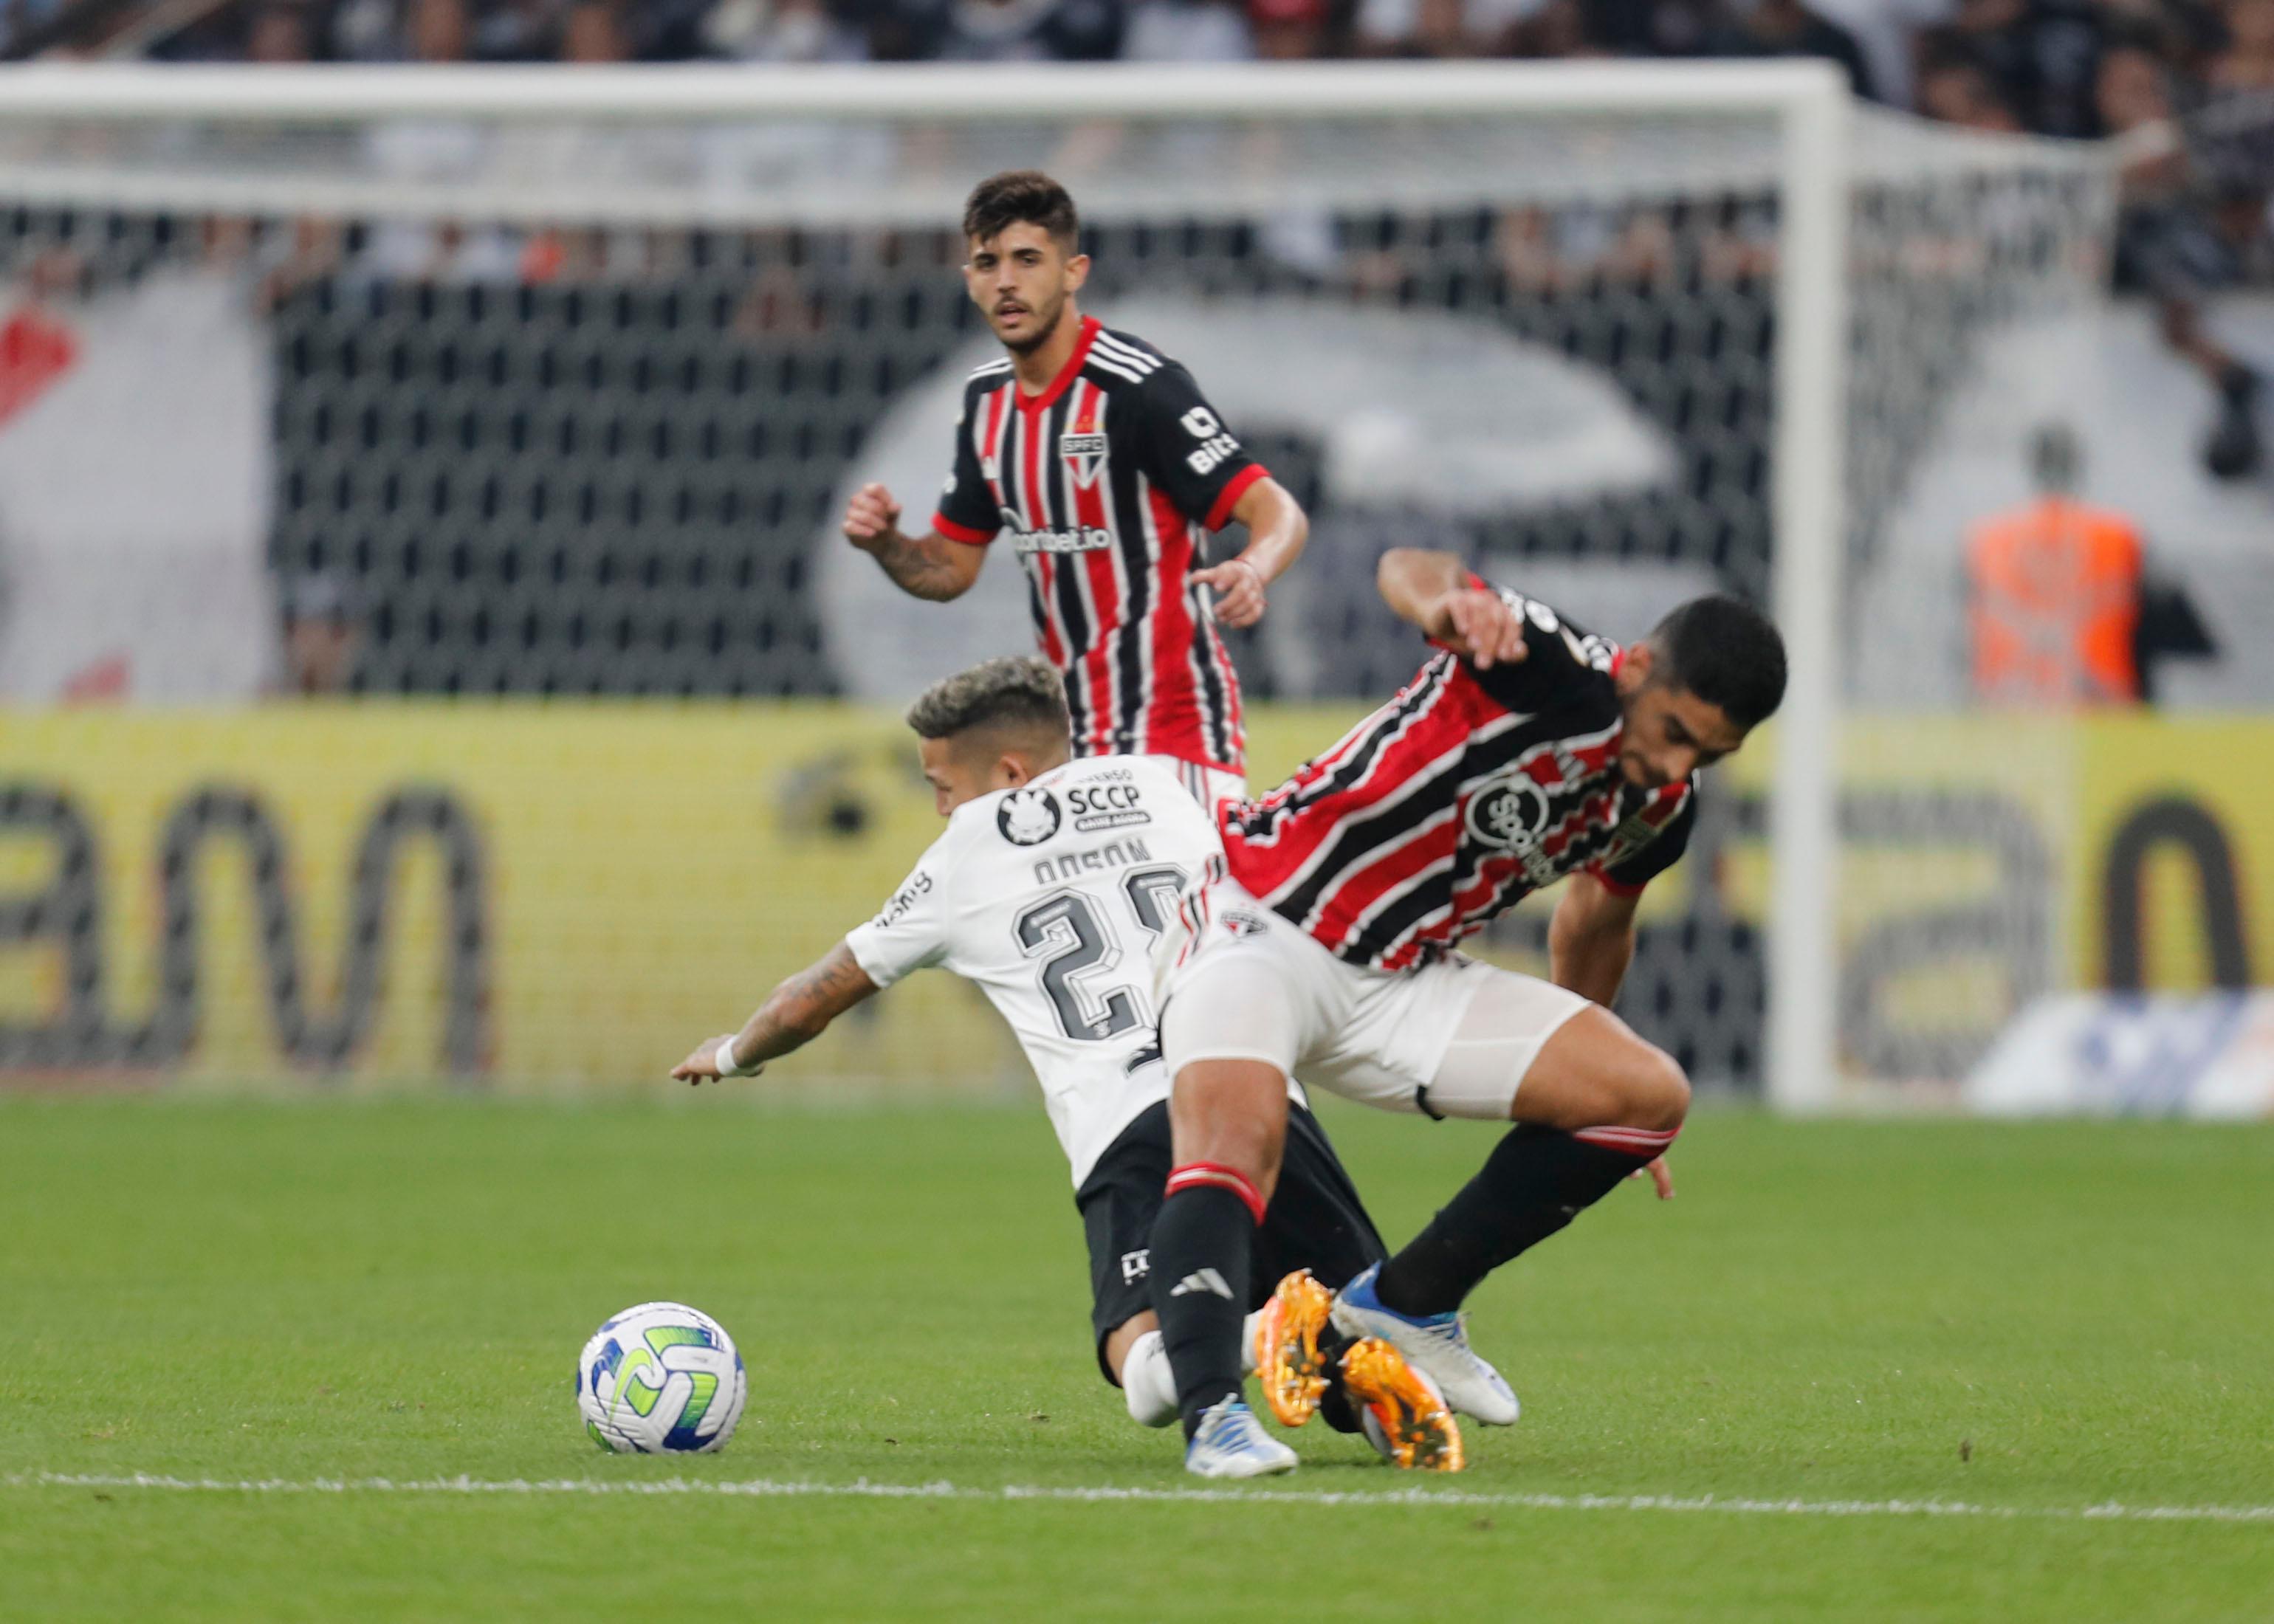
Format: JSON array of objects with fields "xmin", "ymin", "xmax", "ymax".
[{"xmin": 1, "ymin": 1095, "xmax": 2268, "ymax": 1621}]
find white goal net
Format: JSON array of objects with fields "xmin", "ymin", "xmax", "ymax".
[{"xmin": 0, "ymin": 64, "xmax": 2113, "ymax": 1101}]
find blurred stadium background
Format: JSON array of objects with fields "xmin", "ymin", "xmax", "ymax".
[{"xmin": 1, "ymin": 0, "xmax": 2271, "ymax": 1121}]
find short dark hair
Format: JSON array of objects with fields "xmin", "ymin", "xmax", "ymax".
[
  {"xmin": 905, "ymin": 656, "xmax": 1071, "ymax": 742},
  {"xmin": 1646, "ymin": 596, "xmax": 1787, "ymax": 731},
  {"xmin": 962, "ymin": 171, "xmax": 1079, "ymax": 256}
]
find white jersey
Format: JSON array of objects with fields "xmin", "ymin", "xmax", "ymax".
[{"xmin": 845, "ymin": 754, "xmax": 1220, "ymax": 1186}]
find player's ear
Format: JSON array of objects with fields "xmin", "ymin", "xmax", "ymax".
[
  {"xmin": 997, "ymin": 752, "xmax": 1033, "ymax": 789},
  {"xmin": 1617, "ymin": 641, "xmax": 1655, "ymax": 695},
  {"xmin": 1062, "ymin": 252, "xmax": 1090, "ymax": 293}
]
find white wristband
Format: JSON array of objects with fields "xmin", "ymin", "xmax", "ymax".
[{"xmin": 714, "ymin": 1036, "xmax": 758, "ymax": 1078}]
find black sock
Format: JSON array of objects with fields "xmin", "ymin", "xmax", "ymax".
[
  {"xmin": 1374, "ymin": 1125, "xmax": 1652, "ymax": 1318},
  {"xmin": 1148, "ymin": 1184, "xmax": 1255, "ymax": 1440}
]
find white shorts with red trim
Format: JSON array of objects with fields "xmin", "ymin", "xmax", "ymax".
[{"xmin": 1156, "ymin": 875, "xmax": 1589, "ymax": 1121}]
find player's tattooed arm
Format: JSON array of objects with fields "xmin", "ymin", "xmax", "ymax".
[
  {"xmin": 1193, "ymin": 476, "xmax": 1308, "ymax": 630},
  {"xmin": 1547, "ymin": 873, "xmax": 1640, "ymax": 1009},
  {"xmin": 1375, "ymin": 548, "xmax": 1528, "ymax": 670},
  {"xmin": 670, "ymin": 943, "xmax": 880, "ymax": 1083},
  {"xmin": 842, "ymin": 482, "xmax": 986, "ymax": 602}
]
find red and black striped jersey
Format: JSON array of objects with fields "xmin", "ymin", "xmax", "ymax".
[
  {"xmin": 1221, "ymin": 582, "xmax": 1697, "ymax": 972},
  {"xmin": 930, "ymin": 317, "xmax": 1266, "ymax": 774}
]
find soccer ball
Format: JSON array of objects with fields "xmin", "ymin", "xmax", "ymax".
[{"xmin": 576, "ymin": 1301, "xmax": 747, "ymax": 1454}]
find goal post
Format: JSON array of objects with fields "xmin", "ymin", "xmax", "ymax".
[
  {"xmin": 1764, "ymin": 67, "xmax": 1849, "ymax": 1114},
  {"xmin": 0, "ymin": 63, "xmax": 2107, "ymax": 1102}
]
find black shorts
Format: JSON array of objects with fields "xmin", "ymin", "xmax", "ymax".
[{"xmin": 1073, "ymin": 1098, "xmax": 1387, "ymax": 1384}]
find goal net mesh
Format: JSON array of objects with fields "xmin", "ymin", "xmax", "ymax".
[{"xmin": 0, "ymin": 88, "xmax": 2112, "ymax": 1095}]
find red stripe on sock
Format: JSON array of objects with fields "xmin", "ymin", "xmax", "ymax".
[
  {"xmin": 1573, "ymin": 1124, "xmax": 1681, "ymax": 1157},
  {"xmin": 1166, "ymin": 1162, "xmax": 1267, "ymax": 1225}
]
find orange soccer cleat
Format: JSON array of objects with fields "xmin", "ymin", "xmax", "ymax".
[
  {"xmin": 1339, "ymin": 1336, "xmax": 1466, "ymax": 1472},
  {"xmin": 1253, "ymin": 1270, "xmax": 1336, "ymax": 1428}
]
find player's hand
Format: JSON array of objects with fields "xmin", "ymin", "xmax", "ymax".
[
  {"xmin": 670, "ymin": 1033, "xmax": 741, "ymax": 1085},
  {"xmin": 1629, "ymin": 1155, "xmax": 1674, "ymax": 1200},
  {"xmin": 1438, "ymin": 586, "xmax": 1528, "ymax": 670},
  {"xmin": 1192, "ymin": 558, "xmax": 1267, "ymax": 628},
  {"xmin": 842, "ymin": 483, "xmax": 904, "ymax": 554}
]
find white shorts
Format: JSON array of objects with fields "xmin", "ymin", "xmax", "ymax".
[
  {"xmin": 1150, "ymin": 755, "xmax": 1246, "ymax": 825},
  {"xmin": 1157, "ymin": 875, "xmax": 1590, "ymax": 1121}
]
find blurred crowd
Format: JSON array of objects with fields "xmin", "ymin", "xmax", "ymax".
[
  {"xmin": 0, "ymin": 1, "xmax": 2255, "ymax": 140},
  {"xmin": 30, "ymin": 0, "xmax": 2250, "ymax": 480},
  {"xmin": 0, "ymin": 0, "xmax": 2264, "ymax": 712}
]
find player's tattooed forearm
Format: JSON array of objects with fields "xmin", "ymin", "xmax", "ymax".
[
  {"xmin": 876, "ymin": 535, "xmax": 969, "ymax": 601},
  {"xmin": 750, "ymin": 946, "xmax": 870, "ymax": 1056},
  {"xmin": 793, "ymin": 948, "xmax": 871, "ymax": 1015}
]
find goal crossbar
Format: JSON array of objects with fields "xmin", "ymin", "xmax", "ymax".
[{"xmin": 0, "ymin": 59, "xmax": 1850, "ymax": 123}]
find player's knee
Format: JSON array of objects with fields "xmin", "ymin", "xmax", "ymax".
[
  {"xmin": 1582, "ymin": 1037, "xmax": 1691, "ymax": 1128},
  {"xmin": 1178, "ymin": 1118, "xmax": 1282, "ymax": 1199},
  {"xmin": 1605, "ymin": 1042, "xmax": 1689, "ymax": 1132},
  {"xmin": 1168, "ymin": 1060, "xmax": 1289, "ymax": 1194}
]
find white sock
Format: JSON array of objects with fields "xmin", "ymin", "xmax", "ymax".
[
  {"xmin": 1242, "ymin": 1309, "xmax": 1263, "ymax": 1375},
  {"xmin": 1119, "ymin": 1329, "xmax": 1179, "ymax": 1428}
]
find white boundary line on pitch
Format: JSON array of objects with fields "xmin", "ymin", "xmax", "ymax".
[{"xmin": 8, "ymin": 1472, "xmax": 2273, "ymax": 1525}]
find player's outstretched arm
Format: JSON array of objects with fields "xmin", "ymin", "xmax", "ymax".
[
  {"xmin": 671, "ymin": 941, "xmax": 880, "ymax": 1084},
  {"xmin": 842, "ymin": 483, "xmax": 986, "ymax": 603},
  {"xmin": 1192, "ymin": 476, "xmax": 1308, "ymax": 630},
  {"xmin": 1375, "ymin": 548, "xmax": 1528, "ymax": 670}
]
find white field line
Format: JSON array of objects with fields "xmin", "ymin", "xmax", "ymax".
[{"xmin": 7, "ymin": 1471, "xmax": 2273, "ymax": 1525}]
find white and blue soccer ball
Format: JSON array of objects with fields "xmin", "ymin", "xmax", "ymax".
[{"xmin": 577, "ymin": 1301, "xmax": 747, "ymax": 1454}]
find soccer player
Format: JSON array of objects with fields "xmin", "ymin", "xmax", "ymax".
[
  {"xmin": 839, "ymin": 170, "xmax": 1308, "ymax": 819},
  {"xmin": 1147, "ymin": 550, "xmax": 1787, "ymax": 1470},
  {"xmin": 669, "ymin": 657, "xmax": 1457, "ymax": 1477}
]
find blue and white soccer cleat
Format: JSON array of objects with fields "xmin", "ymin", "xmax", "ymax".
[
  {"xmin": 1184, "ymin": 1397, "xmax": 1299, "ymax": 1479},
  {"xmin": 1330, "ymin": 1263, "xmax": 1519, "ymax": 1427}
]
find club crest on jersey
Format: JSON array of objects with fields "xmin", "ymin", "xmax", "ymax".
[
  {"xmin": 1059, "ymin": 427, "xmax": 1107, "ymax": 488},
  {"xmin": 1466, "ymin": 776, "xmax": 1552, "ymax": 852},
  {"xmin": 997, "ymin": 787, "xmax": 1062, "ymax": 846}
]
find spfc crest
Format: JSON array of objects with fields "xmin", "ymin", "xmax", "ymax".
[
  {"xmin": 1466, "ymin": 776, "xmax": 1552, "ymax": 851},
  {"xmin": 1060, "ymin": 427, "xmax": 1107, "ymax": 487}
]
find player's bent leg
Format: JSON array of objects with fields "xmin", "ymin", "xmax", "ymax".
[
  {"xmin": 1360, "ymin": 995, "xmax": 1689, "ymax": 1420},
  {"xmin": 1152, "ymin": 903, "xmax": 1312, "ymax": 1468},
  {"xmin": 1508, "ymin": 1003, "xmax": 1691, "ymax": 1140},
  {"xmin": 1336, "ymin": 976, "xmax": 1683, "ymax": 1426},
  {"xmin": 1150, "ymin": 1056, "xmax": 1289, "ymax": 1455}
]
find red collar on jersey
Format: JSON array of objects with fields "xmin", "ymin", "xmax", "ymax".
[{"xmin": 1015, "ymin": 315, "xmax": 1102, "ymax": 416}]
